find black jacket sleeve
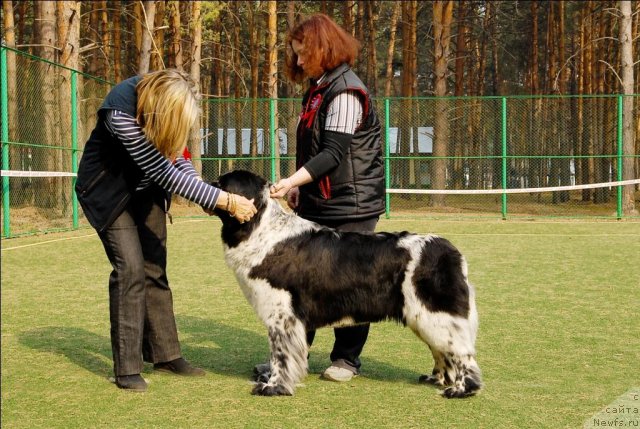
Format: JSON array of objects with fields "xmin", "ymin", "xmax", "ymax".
[{"xmin": 303, "ymin": 130, "xmax": 353, "ymax": 179}]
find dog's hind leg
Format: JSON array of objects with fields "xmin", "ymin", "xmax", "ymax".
[
  {"xmin": 252, "ymin": 315, "xmax": 308, "ymax": 396},
  {"xmin": 411, "ymin": 315, "xmax": 482, "ymax": 398}
]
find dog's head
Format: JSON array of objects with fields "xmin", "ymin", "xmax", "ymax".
[{"xmin": 211, "ymin": 169, "xmax": 270, "ymax": 246}]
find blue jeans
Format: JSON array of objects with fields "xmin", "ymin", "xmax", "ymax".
[{"xmin": 98, "ymin": 186, "xmax": 181, "ymax": 376}]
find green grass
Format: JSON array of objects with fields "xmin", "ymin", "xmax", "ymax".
[{"xmin": 2, "ymin": 218, "xmax": 639, "ymax": 429}]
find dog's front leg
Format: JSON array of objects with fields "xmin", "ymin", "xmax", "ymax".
[{"xmin": 252, "ymin": 315, "xmax": 308, "ymax": 396}]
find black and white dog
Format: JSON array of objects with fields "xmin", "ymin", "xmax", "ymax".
[{"xmin": 213, "ymin": 170, "xmax": 482, "ymax": 398}]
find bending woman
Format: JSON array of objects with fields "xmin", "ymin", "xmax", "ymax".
[{"xmin": 76, "ymin": 69, "xmax": 256, "ymax": 392}]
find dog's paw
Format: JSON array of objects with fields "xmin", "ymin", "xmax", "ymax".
[
  {"xmin": 253, "ymin": 371, "xmax": 271, "ymax": 384},
  {"xmin": 441, "ymin": 385, "xmax": 476, "ymax": 399},
  {"xmin": 251, "ymin": 382, "xmax": 292, "ymax": 396},
  {"xmin": 418, "ymin": 374, "xmax": 445, "ymax": 387}
]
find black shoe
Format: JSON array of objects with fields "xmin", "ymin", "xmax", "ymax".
[
  {"xmin": 115, "ymin": 374, "xmax": 147, "ymax": 392},
  {"xmin": 154, "ymin": 357, "xmax": 206, "ymax": 376}
]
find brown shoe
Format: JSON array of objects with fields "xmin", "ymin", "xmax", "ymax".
[{"xmin": 154, "ymin": 357, "xmax": 206, "ymax": 376}]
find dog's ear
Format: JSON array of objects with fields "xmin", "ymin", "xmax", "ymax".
[{"xmin": 211, "ymin": 180, "xmax": 221, "ymax": 189}]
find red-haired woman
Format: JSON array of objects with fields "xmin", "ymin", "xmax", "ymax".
[{"xmin": 268, "ymin": 13, "xmax": 385, "ymax": 382}]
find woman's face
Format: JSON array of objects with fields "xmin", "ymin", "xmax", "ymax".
[
  {"xmin": 291, "ymin": 38, "xmax": 323, "ymax": 79},
  {"xmin": 291, "ymin": 39, "xmax": 307, "ymax": 72}
]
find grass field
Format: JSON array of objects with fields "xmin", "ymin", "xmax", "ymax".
[{"xmin": 2, "ymin": 217, "xmax": 639, "ymax": 429}]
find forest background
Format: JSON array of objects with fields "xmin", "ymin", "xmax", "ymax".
[
  {"xmin": 1, "ymin": 0, "xmax": 638, "ymax": 218},
  {"xmin": 4, "ymin": 1, "xmax": 638, "ymax": 99}
]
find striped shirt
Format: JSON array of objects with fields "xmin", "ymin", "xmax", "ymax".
[
  {"xmin": 324, "ymin": 92, "xmax": 363, "ymax": 133},
  {"xmin": 317, "ymin": 72, "xmax": 364, "ymax": 134},
  {"xmin": 105, "ymin": 109, "xmax": 220, "ymax": 209}
]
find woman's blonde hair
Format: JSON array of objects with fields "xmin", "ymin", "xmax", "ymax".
[{"xmin": 136, "ymin": 69, "xmax": 200, "ymax": 159}]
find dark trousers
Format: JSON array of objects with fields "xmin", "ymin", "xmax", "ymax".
[
  {"xmin": 305, "ymin": 216, "xmax": 379, "ymax": 372},
  {"xmin": 98, "ymin": 187, "xmax": 181, "ymax": 376}
]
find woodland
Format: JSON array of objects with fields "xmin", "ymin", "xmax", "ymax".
[
  {"xmin": 2, "ymin": 1, "xmax": 639, "ymax": 98},
  {"xmin": 1, "ymin": 1, "xmax": 638, "ymax": 213}
]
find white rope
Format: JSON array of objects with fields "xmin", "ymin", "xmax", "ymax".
[
  {"xmin": 1, "ymin": 170, "xmax": 77, "ymax": 177},
  {"xmin": 2, "ymin": 171, "xmax": 638, "ymax": 194},
  {"xmin": 387, "ymin": 179, "xmax": 640, "ymax": 195}
]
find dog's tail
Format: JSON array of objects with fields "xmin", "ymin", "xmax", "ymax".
[{"xmin": 441, "ymin": 354, "xmax": 483, "ymax": 399}]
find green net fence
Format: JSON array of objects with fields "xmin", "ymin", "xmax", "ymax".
[{"xmin": 2, "ymin": 47, "xmax": 639, "ymax": 238}]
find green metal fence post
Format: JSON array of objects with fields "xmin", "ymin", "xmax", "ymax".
[
  {"xmin": 384, "ymin": 98, "xmax": 390, "ymax": 219},
  {"xmin": 269, "ymin": 98, "xmax": 277, "ymax": 183},
  {"xmin": 501, "ymin": 97, "xmax": 508, "ymax": 220},
  {"xmin": 1, "ymin": 47, "xmax": 10, "ymax": 238},
  {"xmin": 616, "ymin": 95, "xmax": 623, "ymax": 219},
  {"xmin": 71, "ymin": 71, "xmax": 79, "ymax": 229}
]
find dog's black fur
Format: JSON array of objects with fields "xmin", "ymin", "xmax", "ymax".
[{"xmin": 213, "ymin": 170, "xmax": 482, "ymax": 398}]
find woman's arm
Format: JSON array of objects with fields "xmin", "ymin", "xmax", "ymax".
[
  {"xmin": 106, "ymin": 109, "xmax": 221, "ymax": 209},
  {"xmin": 270, "ymin": 91, "xmax": 363, "ymax": 199}
]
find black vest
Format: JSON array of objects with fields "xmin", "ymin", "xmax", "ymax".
[
  {"xmin": 75, "ymin": 76, "xmax": 166, "ymax": 232},
  {"xmin": 296, "ymin": 64, "xmax": 385, "ymax": 221}
]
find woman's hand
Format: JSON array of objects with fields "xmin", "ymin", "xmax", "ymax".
[
  {"xmin": 230, "ymin": 194, "xmax": 257, "ymax": 224},
  {"xmin": 286, "ymin": 187, "xmax": 300, "ymax": 210},
  {"xmin": 218, "ymin": 192, "xmax": 257, "ymax": 224},
  {"xmin": 269, "ymin": 178, "xmax": 294, "ymax": 198},
  {"xmin": 269, "ymin": 169, "xmax": 311, "ymax": 210}
]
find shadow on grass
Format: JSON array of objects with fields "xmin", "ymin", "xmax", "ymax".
[
  {"xmin": 19, "ymin": 326, "xmax": 113, "ymax": 377},
  {"xmin": 19, "ymin": 317, "xmax": 431, "ymax": 385},
  {"xmin": 177, "ymin": 315, "xmax": 430, "ymax": 384}
]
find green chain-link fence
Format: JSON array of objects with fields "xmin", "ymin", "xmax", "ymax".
[{"xmin": 2, "ymin": 47, "xmax": 639, "ymax": 238}]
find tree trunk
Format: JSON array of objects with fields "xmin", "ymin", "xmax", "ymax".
[
  {"xmin": 488, "ymin": 1, "xmax": 502, "ymax": 189},
  {"xmin": 399, "ymin": 1, "xmax": 417, "ymax": 191},
  {"xmin": 554, "ymin": 1, "xmax": 570, "ymax": 203},
  {"xmin": 3, "ymin": 0, "xmax": 22, "ymax": 203},
  {"xmin": 452, "ymin": 0, "xmax": 468, "ymax": 189},
  {"xmin": 285, "ymin": 0, "xmax": 297, "ymax": 177},
  {"xmin": 619, "ymin": 0, "xmax": 637, "ymax": 214},
  {"xmin": 113, "ymin": 1, "xmax": 123, "ymax": 81},
  {"xmin": 343, "ymin": 1, "xmax": 354, "ymax": 35},
  {"xmin": 249, "ymin": 1, "xmax": 260, "ymax": 161},
  {"xmin": 56, "ymin": 1, "xmax": 80, "ymax": 215},
  {"xmin": 635, "ymin": 1, "xmax": 640, "ymax": 192},
  {"xmin": 34, "ymin": 0, "xmax": 57, "ymax": 208},
  {"xmin": 383, "ymin": 1, "xmax": 400, "ymax": 97},
  {"xmin": 138, "ymin": 0, "xmax": 155, "ymax": 74},
  {"xmin": 431, "ymin": 0, "xmax": 453, "ymax": 207},
  {"xmin": 530, "ymin": 0, "xmax": 544, "ymax": 199},
  {"xmin": 364, "ymin": 1, "xmax": 379, "ymax": 95},
  {"xmin": 266, "ymin": 0, "xmax": 279, "ymax": 179},
  {"xmin": 469, "ymin": 5, "xmax": 490, "ymax": 189},
  {"xmin": 355, "ymin": 2, "xmax": 364, "ymax": 69},
  {"xmin": 130, "ymin": 1, "xmax": 143, "ymax": 75},
  {"xmin": 489, "ymin": 2, "xmax": 500, "ymax": 96},
  {"xmin": 99, "ymin": 0, "xmax": 110, "ymax": 79},
  {"xmin": 593, "ymin": 9, "xmax": 611, "ymax": 204},
  {"xmin": 151, "ymin": 0, "xmax": 166, "ymax": 71},
  {"xmin": 189, "ymin": 0, "xmax": 202, "ymax": 175},
  {"xmin": 168, "ymin": 0, "xmax": 182, "ymax": 70},
  {"xmin": 582, "ymin": 1, "xmax": 595, "ymax": 202},
  {"xmin": 230, "ymin": 1, "xmax": 242, "ymax": 173},
  {"xmin": 575, "ymin": 3, "xmax": 585, "ymax": 199},
  {"xmin": 16, "ymin": 1, "xmax": 28, "ymax": 50}
]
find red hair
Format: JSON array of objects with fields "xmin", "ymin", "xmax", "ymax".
[{"xmin": 285, "ymin": 13, "xmax": 361, "ymax": 83}]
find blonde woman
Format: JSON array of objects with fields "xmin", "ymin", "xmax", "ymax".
[{"xmin": 76, "ymin": 69, "xmax": 256, "ymax": 392}]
